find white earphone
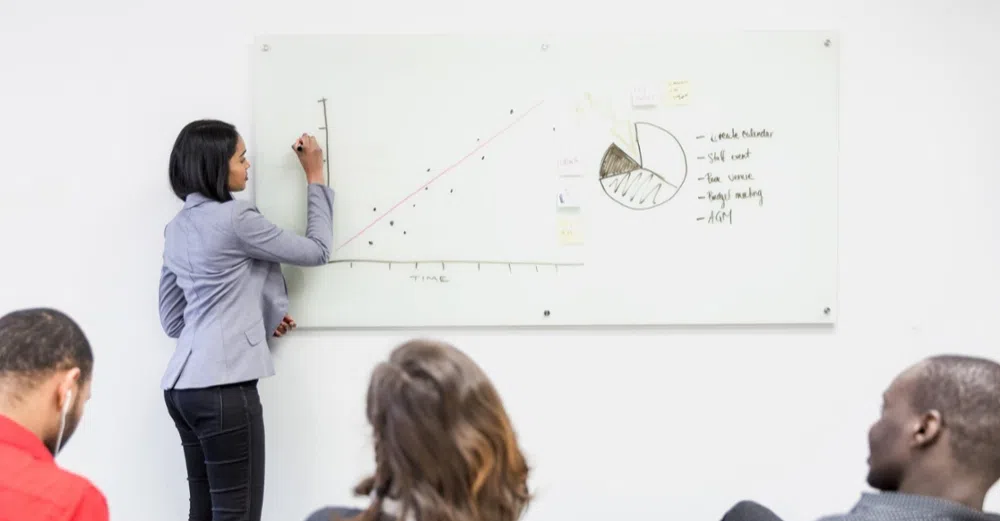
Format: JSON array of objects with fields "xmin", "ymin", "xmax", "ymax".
[
  {"xmin": 54, "ymin": 389, "xmax": 74, "ymax": 456},
  {"xmin": 62, "ymin": 390, "xmax": 73, "ymax": 415}
]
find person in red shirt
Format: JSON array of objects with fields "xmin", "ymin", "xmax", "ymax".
[{"xmin": 0, "ymin": 307, "xmax": 109, "ymax": 521}]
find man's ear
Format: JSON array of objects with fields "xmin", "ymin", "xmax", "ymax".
[
  {"xmin": 56, "ymin": 368, "xmax": 81, "ymax": 408},
  {"xmin": 913, "ymin": 409, "xmax": 943, "ymax": 448}
]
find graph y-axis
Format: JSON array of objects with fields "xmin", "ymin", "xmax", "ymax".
[{"xmin": 318, "ymin": 97, "xmax": 331, "ymax": 186}]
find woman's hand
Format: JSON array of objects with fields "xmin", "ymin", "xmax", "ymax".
[
  {"xmin": 292, "ymin": 134, "xmax": 325, "ymax": 184},
  {"xmin": 273, "ymin": 315, "xmax": 297, "ymax": 337}
]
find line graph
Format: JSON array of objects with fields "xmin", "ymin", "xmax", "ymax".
[{"xmin": 332, "ymin": 99, "xmax": 547, "ymax": 252}]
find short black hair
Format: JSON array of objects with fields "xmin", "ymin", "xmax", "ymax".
[
  {"xmin": 910, "ymin": 355, "xmax": 1000, "ymax": 478},
  {"xmin": 169, "ymin": 119, "xmax": 240, "ymax": 202},
  {"xmin": 0, "ymin": 308, "xmax": 94, "ymax": 392}
]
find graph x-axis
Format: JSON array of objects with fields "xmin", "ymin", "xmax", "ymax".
[{"xmin": 327, "ymin": 259, "xmax": 583, "ymax": 270}]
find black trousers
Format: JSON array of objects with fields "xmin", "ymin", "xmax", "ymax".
[{"xmin": 164, "ymin": 380, "xmax": 265, "ymax": 521}]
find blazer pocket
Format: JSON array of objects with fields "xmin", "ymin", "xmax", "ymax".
[{"xmin": 244, "ymin": 318, "xmax": 266, "ymax": 346}]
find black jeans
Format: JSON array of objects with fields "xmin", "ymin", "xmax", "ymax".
[{"xmin": 164, "ymin": 380, "xmax": 265, "ymax": 521}]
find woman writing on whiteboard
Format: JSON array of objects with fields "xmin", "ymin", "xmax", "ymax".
[{"xmin": 157, "ymin": 119, "xmax": 334, "ymax": 521}]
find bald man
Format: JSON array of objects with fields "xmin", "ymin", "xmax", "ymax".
[{"xmin": 724, "ymin": 355, "xmax": 1000, "ymax": 521}]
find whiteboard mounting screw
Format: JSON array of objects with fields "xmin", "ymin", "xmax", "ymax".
[
  {"xmin": 823, "ymin": 307, "xmax": 831, "ymax": 315},
  {"xmin": 823, "ymin": 39, "xmax": 831, "ymax": 47},
  {"xmin": 261, "ymin": 44, "xmax": 270, "ymax": 52}
]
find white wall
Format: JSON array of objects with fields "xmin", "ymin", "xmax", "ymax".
[{"xmin": 1, "ymin": 1, "xmax": 999, "ymax": 520}]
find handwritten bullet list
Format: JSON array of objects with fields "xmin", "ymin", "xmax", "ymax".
[{"xmin": 693, "ymin": 127, "xmax": 772, "ymax": 224}]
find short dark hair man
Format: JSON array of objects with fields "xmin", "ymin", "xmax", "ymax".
[
  {"xmin": 0, "ymin": 307, "xmax": 108, "ymax": 521},
  {"xmin": 724, "ymin": 355, "xmax": 1000, "ymax": 521}
]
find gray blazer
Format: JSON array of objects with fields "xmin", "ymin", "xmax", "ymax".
[{"xmin": 157, "ymin": 184, "xmax": 334, "ymax": 390}]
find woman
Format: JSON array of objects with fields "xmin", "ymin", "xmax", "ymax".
[
  {"xmin": 157, "ymin": 119, "xmax": 334, "ymax": 521},
  {"xmin": 306, "ymin": 339, "xmax": 532, "ymax": 521}
]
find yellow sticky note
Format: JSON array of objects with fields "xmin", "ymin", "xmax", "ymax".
[
  {"xmin": 665, "ymin": 80, "xmax": 691, "ymax": 106},
  {"xmin": 557, "ymin": 215, "xmax": 584, "ymax": 245}
]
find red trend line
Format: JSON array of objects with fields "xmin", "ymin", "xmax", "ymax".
[{"xmin": 335, "ymin": 100, "xmax": 546, "ymax": 251}]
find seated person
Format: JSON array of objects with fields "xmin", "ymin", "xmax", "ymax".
[
  {"xmin": 723, "ymin": 354, "xmax": 1000, "ymax": 521},
  {"xmin": 0, "ymin": 308, "xmax": 109, "ymax": 521},
  {"xmin": 306, "ymin": 339, "xmax": 531, "ymax": 521}
]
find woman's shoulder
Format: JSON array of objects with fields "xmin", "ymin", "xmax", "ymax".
[
  {"xmin": 167, "ymin": 197, "xmax": 256, "ymax": 234},
  {"xmin": 304, "ymin": 506, "xmax": 378, "ymax": 521}
]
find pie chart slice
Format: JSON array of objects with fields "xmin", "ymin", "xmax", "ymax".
[
  {"xmin": 599, "ymin": 123, "xmax": 688, "ymax": 210},
  {"xmin": 635, "ymin": 122, "xmax": 687, "ymax": 189}
]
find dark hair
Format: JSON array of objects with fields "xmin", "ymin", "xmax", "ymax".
[
  {"xmin": 0, "ymin": 308, "xmax": 94, "ymax": 394},
  {"xmin": 169, "ymin": 119, "xmax": 240, "ymax": 202},
  {"xmin": 346, "ymin": 340, "xmax": 531, "ymax": 521},
  {"xmin": 910, "ymin": 355, "xmax": 1000, "ymax": 478}
]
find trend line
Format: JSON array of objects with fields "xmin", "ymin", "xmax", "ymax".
[{"xmin": 335, "ymin": 100, "xmax": 546, "ymax": 251}]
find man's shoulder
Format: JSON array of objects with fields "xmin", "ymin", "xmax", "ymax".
[
  {"xmin": 0, "ymin": 460, "xmax": 108, "ymax": 520},
  {"xmin": 817, "ymin": 492, "xmax": 1000, "ymax": 521},
  {"xmin": 45, "ymin": 467, "xmax": 108, "ymax": 520},
  {"xmin": 49, "ymin": 466, "xmax": 108, "ymax": 515},
  {"xmin": 68, "ymin": 477, "xmax": 109, "ymax": 520}
]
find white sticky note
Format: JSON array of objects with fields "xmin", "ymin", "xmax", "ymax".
[
  {"xmin": 665, "ymin": 80, "xmax": 691, "ymax": 106},
  {"xmin": 631, "ymin": 86, "xmax": 659, "ymax": 108},
  {"xmin": 555, "ymin": 155, "xmax": 584, "ymax": 177},
  {"xmin": 557, "ymin": 188, "xmax": 577, "ymax": 208},
  {"xmin": 556, "ymin": 177, "xmax": 584, "ymax": 208},
  {"xmin": 557, "ymin": 214, "xmax": 584, "ymax": 245}
]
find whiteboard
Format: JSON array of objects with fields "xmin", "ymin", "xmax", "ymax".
[{"xmin": 250, "ymin": 33, "xmax": 839, "ymax": 328}]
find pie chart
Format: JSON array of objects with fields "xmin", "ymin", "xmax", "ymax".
[{"xmin": 599, "ymin": 122, "xmax": 688, "ymax": 210}]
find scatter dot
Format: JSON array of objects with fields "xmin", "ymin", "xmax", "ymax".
[
  {"xmin": 450, "ymin": 189, "xmax": 454, "ymax": 193},
  {"xmin": 403, "ymin": 231, "xmax": 407, "ymax": 235},
  {"xmin": 390, "ymin": 221, "xmax": 394, "ymax": 226},
  {"xmin": 372, "ymin": 207, "xmax": 376, "ymax": 211},
  {"xmin": 426, "ymin": 168, "xmax": 430, "ymax": 172},
  {"xmin": 368, "ymin": 241, "xmax": 373, "ymax": 245},
  {"xmin": 510, "ymin": 109, "xmax": 514, "ymax": 114},
  {"xmin": 425, "ymin": 187, "xmax": 428, "ymax": 190},
  {"xmin": 481, "ymin": 156, "xmax": 485, "ymax": 160}
]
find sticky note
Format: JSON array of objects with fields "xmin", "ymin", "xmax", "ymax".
[
  {"xmin": 556, "ymin": 178, "xmax": 583, "ymax": 208},
  {"xmin": 557, "ymin": 214, "xmax": 584, "ymax": 245},
  {"xmin": 555, "ymin": 155, "xmax": 584, "ymax": 177},
  {"xmin": 557, "ymin": 188, "xmax": 577, "ymax": 208},
  {"xmin": 665, "ymin": 80, "xmax": 691, "ymax": 106},
  {"xmin": 630, "ymin": 86, "xmax": 659, "ymax": 108}
]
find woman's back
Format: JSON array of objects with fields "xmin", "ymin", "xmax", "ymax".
[
  {"xmin": 159, "ymin": 183, "xmax": 332, "ymax": 390},
  {"xmin": 163, "ymin": 194, "xmax": 272, "ymax": 333}
]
